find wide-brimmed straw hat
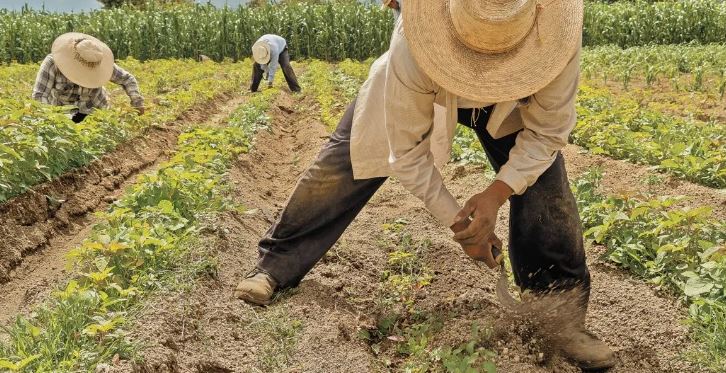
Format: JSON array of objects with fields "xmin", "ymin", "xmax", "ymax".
[
  {"xmin": 51, "ymin": 33, "xmax": 114, "ymax": 89},
  {"xmin": 252, "ymin": 40, "xmax": 271, "ymax": 64},
  {"xmin": 403, "ymin": 0, "xmax": 583, "ymax": 103}
]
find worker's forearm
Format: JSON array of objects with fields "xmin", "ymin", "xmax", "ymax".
[{"xmin": 486, "ymin": 180, "xmax": 513, "ymax": 207}]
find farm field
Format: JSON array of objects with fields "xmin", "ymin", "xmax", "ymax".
[{"xmin": 0, "ymin": 2, "xmax": 725, "ymax": 373}]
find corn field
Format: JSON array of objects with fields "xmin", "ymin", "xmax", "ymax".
[
  {"xmin": 0, "ymin": 3, "xmax": 394, "ymax": 63},
  {"xmin": 582, "ymin": 44, "xmax": 726, "ymax": 96},
  {"xmin": 2, "ymin": 1, "xmax": 726, "ymax": 63},
  {"xmin": 584, "ymin": 0, "xmax": 726, "ymax": 47}
]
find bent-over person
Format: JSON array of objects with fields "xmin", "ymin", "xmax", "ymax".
[
  {"xmin": 250, "ymin": 34, "xmax": 301, "ymax": 93},
  {"xmin": 32, "ymin": 32, "xmax": 144, "ymax": 123},
  {"xmin": 236, "ymin": 0, "xmax": 615, "ymax": 370}
]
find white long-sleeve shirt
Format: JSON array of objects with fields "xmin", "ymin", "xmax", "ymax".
[
  {"xmin": 349, "ymin": 20, "xmax": 580, "ymax": 228},
  {"xmin": 256, "ymin": 34, "xmax": 287, "ymax": 84}
]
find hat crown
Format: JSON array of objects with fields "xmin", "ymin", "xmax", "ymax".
[
  {"xmin": 252, "ymin": 41, "xmax": 271, "ymax": 64},
  {"xmin": 449, "ymin": 0, "xmax": 537, "ymax": 53},
  {"xmin": 75, "ymin": 39, "xmax": 105, "ymax": 64}
]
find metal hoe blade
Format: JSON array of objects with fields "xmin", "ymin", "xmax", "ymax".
[{"xmin": 495, "ymin": 261, "xmax": 520, "ymax": 310}]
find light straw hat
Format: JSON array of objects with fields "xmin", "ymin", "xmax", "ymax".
[
  {"xmin": 51, "ymin": 33, "xmax": 114, "ymax": 89},
  {"xmin": 403, "ymin": 0, "xmax": 583, "ymax": 103},
  {"xmin": 252, "ymin": 40, "xmax": 271, "ymax": 64}
]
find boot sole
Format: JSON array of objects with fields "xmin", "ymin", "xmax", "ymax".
[
  {"xmin": 235, "ymin": 291, "xmax": 273, "ymax": 306},
  {"xmin": 577, "ymin": 357, "xmax": 617, "ymax": 371}
]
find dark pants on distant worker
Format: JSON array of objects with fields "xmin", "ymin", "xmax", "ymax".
[
  {"xmin": 250, "ymin": 48, "xmax": 301, "ymax": 93},
  {"xmin": 71, "ymin": 112, "xmax": 87, "ymax": 123},
  {"xmin": 255, "ymin": 98, "xmax": 591, "ymax": 300}
]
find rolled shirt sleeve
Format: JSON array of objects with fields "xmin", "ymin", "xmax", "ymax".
[
  {"xmin": 110, "ymin": 64, "xmax": 144, "ymax": 108},
  {"xmin": 32, "ymin": 55, "xmax": 55, "ymax": 104},
  {"xmin": 384, "ymin": 24, "xmax": 462, "ymax": 227},
  {"xmin": 266, "ymin": 50, "xmax": 281, "ymax": 83},
  {"xmin": 495, "ymin": 49, "xmax": 581, "ymax": 194}
]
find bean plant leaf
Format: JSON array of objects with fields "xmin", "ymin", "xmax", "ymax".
[{"xmin": 684, "ymin": 277, "xmax": 714, "ymax": 297}]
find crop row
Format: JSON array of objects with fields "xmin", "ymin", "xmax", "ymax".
[
  {"xmin": 301, "ymin": 59, "xmax": 368, "ymax": 131},
  {"xmin": 584, "ymin": 0, "xmax": 726, "ymax": 48},
  {"xmin": 2, "ymin": 1, "xmax": 726, "ymax": 63},
  {"xmin": 582, "ymin": 44, "xmax": 726, "ymax": 96},
  {"xmin": 0, "ymin": 59, "xmax": 249, "ymax": 203},
  {"xmin": 573, "ymin": 85, "xmax": 724, "ymax": 188},
  {"xmin": 573, "ymin": 170, "xmax": 726, "ymax": 370},
  {"xmin": 0, "ymin": 88, "xmax": 279, "ymax": 372}
]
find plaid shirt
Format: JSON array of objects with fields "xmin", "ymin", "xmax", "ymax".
[{"xmin": 32, "ymin": 55, "xmax": 144, "ymax": 114}]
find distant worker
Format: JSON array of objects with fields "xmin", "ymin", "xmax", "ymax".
[
  {"xmin": 250, "ymin": 34, "xmax": 301, "ymax": 93},
  {"xmin": 32, "ymin": 32, "xmax": 145, "ymax": 123},
  {"xmin": 382, "ymin": 0, "xmax": 402, "ymax": 19}
]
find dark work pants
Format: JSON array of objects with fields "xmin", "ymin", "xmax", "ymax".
[
  {"xmin": 256, "ymin": 99, "xmax": 590, "ymax": 300},
  {"xmin": 250, "ymin": 48, "xmax": 301, "ymax": 93},
  {"xmin": 71, "ymin": 112, "xmax": 88, "ymax": 123}
]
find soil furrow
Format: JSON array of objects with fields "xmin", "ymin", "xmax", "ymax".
[
  {"xmin": 0, "ymin": 92, "xmax": 248, "ymax": 326},
  {"xmin": 117, "ymin": 92, "xmax": 720, "ymax": 372}
]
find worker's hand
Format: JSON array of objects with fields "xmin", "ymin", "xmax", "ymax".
[
  {"xmin": 135, "ymin": 106, "xmax": 145, "ymax": 115},
  {"xmin": 464, "ymin": 235, "xmax": 503, "ymax": 269},
  {"xmin": 451, "ymin": 219, "xmax": 502, "ymax": 268},
  {"xmin": 267, "ymin": 81, "xmax": 273, "ymax": 88},
  {"xmin": 452, "ymin": 181, "xmax": 513, "ymax": 248}
]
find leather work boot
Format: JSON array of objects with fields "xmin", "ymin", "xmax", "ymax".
[
  {"xmin": 560, "ymin": 328, "xmax": 616, "ymax": 370},
  {"xmin": 234, "ymin": 270, "xmax": 277, "ymax": 306}
]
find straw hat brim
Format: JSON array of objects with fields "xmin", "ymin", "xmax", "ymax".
[
  {"xmin": 51, "ymin": 33, "xmax": 114, "ymax": 89},
  {"xmin": 403, "ymin": 0, "xmax": 583, "ymax": 103},
  {"xmin": 252, "ymin": 41, "xmax": 272, "ymax": 65}
]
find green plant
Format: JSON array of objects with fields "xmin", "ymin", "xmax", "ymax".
[
  {"xmin": 573, "ymin": 169, "xmax": 726, "ymax": 370},
  {"xmin": 572, "ymin": 85, "xmax": 725, "ymax": 188},
  {"xmin": 378, "ymin": 227, "xmax": 433, "ymax": 315},
  {"xmin": 0, "ymin": 58, "xmax": 250, "ymax": 202},
  {"xmin": 2, "ymin": 2, "xmax": 726, "ymax": 64},
  {"xmin": 581, "ymin": 44, "xmax": 726, "ymax": 95},
  {"xmin": 0, "ymin": 87, "xmax": 279, "ymax": 371},
  {"xmin": 248, "ymin": 308, "xmax": 303, "ymax": 372},
  {"xmin": 436, "ymin": 324, "xmax": 497, "ymax": 373},
  {"xmin": 302, "ymin": 59, "xmax": 339, "ymax": 131}
]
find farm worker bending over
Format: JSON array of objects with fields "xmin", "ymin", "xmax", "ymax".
[
  {"xmin": 32, "ymin": 33, "xmax": 145, "ymax": 123},
  {"xmin": 250, "ymin": 34, "xmax": 301, "ymax": 93},
  {"xmin": 236, "ymin": 0, "xmax": 615, "ymax": 369}
]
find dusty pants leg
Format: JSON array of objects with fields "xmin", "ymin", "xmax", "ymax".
[
  {"xmin": 257, "ymin": 98, "xmax": 386, "ymax": 288},
  {"xmin": 457, "ymin": 107, "xmax": 591, "ymax": 300},
  {"xmin": 278, "ymin": 49, "xmax": 301, "ymax": 92},
  {"xmin": 250, "ymin": 62, "xmax": 264, "ymax": 92}
]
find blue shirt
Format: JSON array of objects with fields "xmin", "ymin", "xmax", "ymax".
[{"xmin": 256, "ymin": 34, "xmax": 287, "ymax": 83}]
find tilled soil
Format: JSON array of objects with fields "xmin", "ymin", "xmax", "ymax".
[
  {"xmin": 113, "ymin": 91, "xmax": 720, "ymax": 372},
  {"xmin": 0, "ymin": 93, "xmax": 248, "ymax": 326}
]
